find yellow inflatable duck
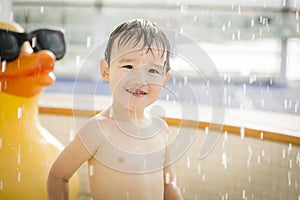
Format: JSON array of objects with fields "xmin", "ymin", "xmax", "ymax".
[{"xmin": 0, "ymin": 21, "xmax": 78, "ymax": 199}]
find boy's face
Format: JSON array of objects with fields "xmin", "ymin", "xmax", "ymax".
[{"xmin": 101, "ymin": 39, "xmax": 170, "ymax": 111}]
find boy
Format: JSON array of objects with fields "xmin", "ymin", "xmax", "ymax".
[{"xmin": 47, "ymin": 19, "xmax": 184, "ymax": 200}]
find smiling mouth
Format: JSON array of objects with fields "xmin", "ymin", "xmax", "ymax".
[{"xmin": 126, "ymin": 88, "xmax": 147, "ymax": 96}]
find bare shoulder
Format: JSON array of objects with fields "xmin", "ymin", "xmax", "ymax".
[
  {"xmin": 77, "ymin": 108, "xmax": 112, "ymax": 155},
  {"xmin": 151, "ymin": 115, "xmax": 170, "ymax": 141}
]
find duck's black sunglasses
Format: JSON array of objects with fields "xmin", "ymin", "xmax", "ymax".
[{"xmin": 0, "ymin": 28, "xmax": 66, "ymax": 62}]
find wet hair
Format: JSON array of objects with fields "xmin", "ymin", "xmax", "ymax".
[{"xmin": 104, "ymin": 19, "xmax": 171, "ymax": 72}]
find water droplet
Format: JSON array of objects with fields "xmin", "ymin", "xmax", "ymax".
[
  {"xmin": 179, "ymin": 27, "xmax": 183, "ymax": 34},
  {"xmin": 86, "ymin": 36, "xmax": 92, "ymax": 48},
  {"xmin": 205, "ymin": 127, "xmax": 209, "ymax": 134},
  {"xmin": 193, "ymin": 15, "xmax": 197, "ymax": 21},
  {"xmin": 76, "ymin": 56, "xmax": 81, "ymax": 67},
  {"xmin": 237, "ymin": 30, "xmax": 241, "ymax": 40},
  {"xmin": 0, "ymin": 180, "xmax": 2, "ymax": 191},
  {"xmin": 242, "ymin": 189, "xmax": 246, "ymax": 199},
  {"xmin": 17, "ymin": 107, "xmax": 23, "ymax": 119},
  {"xmin": 296, "ymin": 152, "xmax": 300, "ymax": 165},
  {"xmin": 283, "ymin": 149, "xmax": 286, "ymax": 158},
  {"xmin": 9, "ymin": 11, "xmax": 13, "ymax": 21},
  {"xmin": 232, "ymin": 33, "xmax": 236, "ymax": 40},
  {"xmin": 257, "ymin": 156, "xmax": 261, "ymax": 164},
  {"xmin": 69, "ymin": 130, "xmax": 75, "ymax": 141},
  {"xmin": 288, "ymin": 143, "xmax": 292, "ymax": 153},
  {"xmin": 227, "ymin": 95, "xmax": 231, "ymax": 106},
  {"xmin": 183, "ymin": 76, "xmax": 188, "ymax": 86},
  {"xmin": 222, "ymin": 24, "xmax": 226, "ymax": 31},
  {"xmin": 288, "ymin": 171, "xmax": 291, "ymax": 186},
  {"xmin": 231, "ymin": 3, "xmax": 234, "ymax": 10},
  {"xmin": 186, "ymin": 156, "xmax": 190, "ymax": 168},
  {"xmin": 222, "ymin": 152, "xmax": 227, "ymax": 169},
  {"xmin": 165, "ymin": 172, "xmax": 170, "ymax": 184},
  {"xmin": 201, "ymin": 174, "xmax": 205, "ymax": 182},
  {"xmin": 248, "ymin": 176, "xmax": 251, "ymax": 183},
  {"xmin": 261, "ymin": 99, "xmax": 265, "ymax": 107},
  {"xmin": 40, "ymin": 6, "xmax": 44, "ymax": 13},
  {"xmin": 242, "ymin": 84, "xmax": 246, "ymax": 93},
  {"xmin": 89, "ymin": 165, "xmax": 94, "ymax": 176},
  {"xmin": 246, "ymin": 159, "xmax": 250, "ymax": 167},
  {"xmin": 260, "ymin": 132, "xmax": 264, "ymax": 140},
  {"xmin": 224, "ymin": 131, "xmax": 228, "ymax": 141},
  {"xmin": 225, "ymin": 192, "xmax": 228, "ymax": 200},
  {"xmin": 251, "ymin": 19, "xmax": 255, "ymax": 27},
  {"xmin": 240, "ymin": 127, "xmax": 245, "ymax": 139},
  {"xmin": 289, "ymin": 159, "xmax": 293, "ymax": 168},
  {"xmin": 17, "ymin": 144, "xmax": 21, "ymax": 165},
  {"xmin": 282, "ymin": 0, "xmax": 286, "ymax": 6},
  {"xmin": 0, "ymin": 138, "xmax": 2, "ymax": 149},
  {"xmin": 1, "ymin": 60, "xmax": 6, "ymax": 72},
  {"xmin": 284, "ymin": 99, "xmax": 288, "ymax": 109},
  {"xmin": 227, "ymin": 20, "xmax": 231, "ymax": 28},
  {"xmin": 32, "ymin": 36, "xmax": 37, "ymax": 48},
  {"xmin": 197, "ymin": 164, "xmax": 201, "ymax": 175},
  {"xmin": 18, "ymin": 171, "xmax": 21, "ymax": 182}
]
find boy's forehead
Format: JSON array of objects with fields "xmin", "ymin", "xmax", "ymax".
[{"xmin": 110, "ymin": 39, "xmax": 166, "ymax": 62}]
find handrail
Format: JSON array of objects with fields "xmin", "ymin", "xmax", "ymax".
[{"xmin": 39, "ymin": 94, "xmax": 300, "ymax": 146}]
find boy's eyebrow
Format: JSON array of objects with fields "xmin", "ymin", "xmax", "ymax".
[{"xmin": 118, "ymin": 58, "xmax": 136, "ymax": 63}]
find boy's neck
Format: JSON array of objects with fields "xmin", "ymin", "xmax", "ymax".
[{"xmin": 111, "ymin": 101, "xmax": 151, "ymax": 127}]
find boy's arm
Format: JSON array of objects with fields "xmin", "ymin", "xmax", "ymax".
[
  {"xmin": 163, "ymin": 126, "xmax": 184, "ymax": 200},
  {"xmin": 164, "ymin": 164, "xmax": 184, "ymax": 200},
  {"xmin": 47, "ymin": 134, "xmax": 92, "ymax": 200}
]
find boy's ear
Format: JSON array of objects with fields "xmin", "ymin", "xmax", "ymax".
[
  {"xmin": 163, "ymin": 72, "xmax": 170, "ymax": 88},
  {"xmin": 100, "ymin": 58, "xmax": 110, "ymax": 82}
]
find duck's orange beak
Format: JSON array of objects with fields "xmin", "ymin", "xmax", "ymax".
[{"xmin": 0, "ymin": 21, "xmax": 56, "ymax": 97}]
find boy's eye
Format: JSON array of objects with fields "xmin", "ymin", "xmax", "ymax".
[
  {"xmin": 148, "ymin": 68, "xmax": 160, "ymax": 74},
  {"xmin": 122, "ymin": 65, "xmax": 133, "ymax": 69}
]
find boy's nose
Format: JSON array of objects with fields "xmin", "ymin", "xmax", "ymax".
[{"xmin": 128, "ymin": 67, "xmax": 147, "ymax": 82}]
